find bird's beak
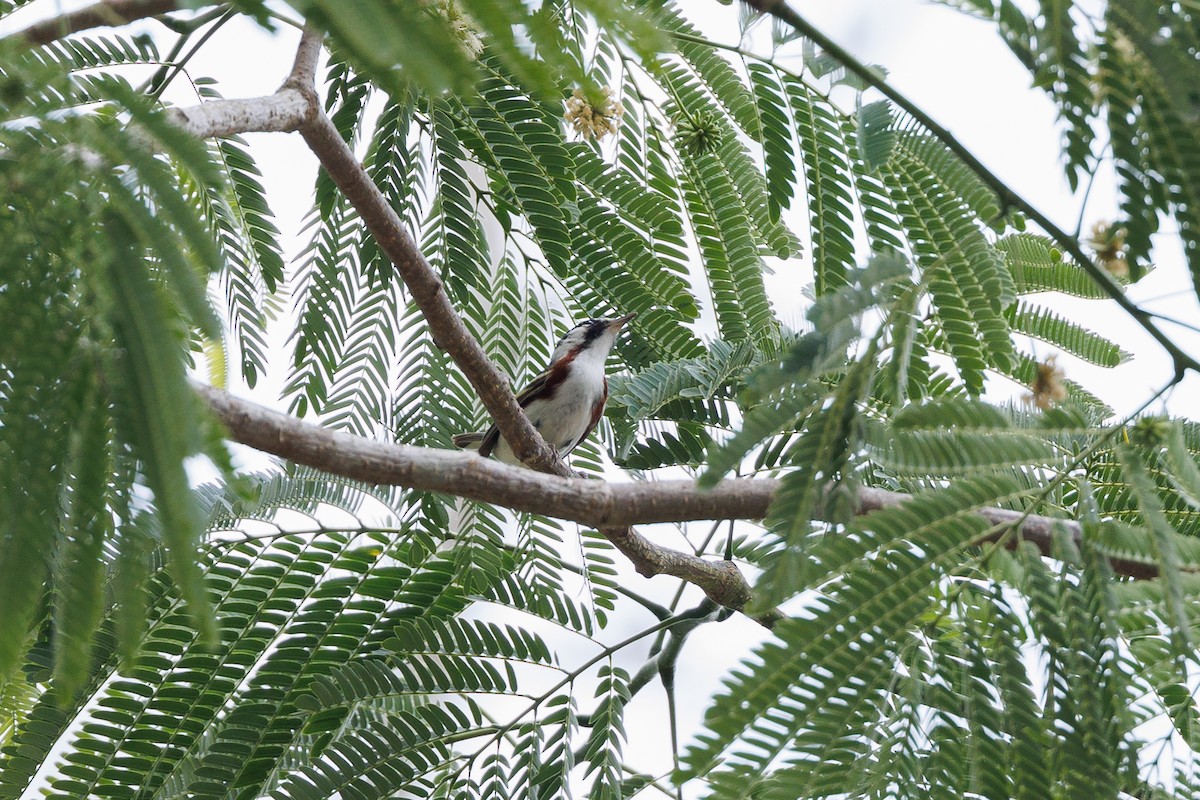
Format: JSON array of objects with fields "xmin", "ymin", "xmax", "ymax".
[{"xmin": 609, "ymin": 312, "xmax": 637, "ymax": 331}]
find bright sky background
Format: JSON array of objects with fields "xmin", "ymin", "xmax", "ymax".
[
  {"xmin": 5, "ymin": 0, "xmax": 1198, "ymax": 792},
  {"xmin": 103, "ymin": 0, "xmax": 1199, "ymax": 421}
]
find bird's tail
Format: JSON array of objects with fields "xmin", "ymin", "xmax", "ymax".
[{"xmin": 452, "ymin": 432, "xmax": 484, "ymax": 450}]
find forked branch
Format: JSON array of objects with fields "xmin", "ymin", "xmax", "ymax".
[
  {"xmin": 23, "ymin": 12, "xmax": 1166, "ymax": 626},
  {"xmin": 160, "ymin": 24, "xmax": 1166, "ymax": 628}
]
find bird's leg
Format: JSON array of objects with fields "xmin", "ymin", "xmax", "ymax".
[{"xmin": 557, "ymin": 447, "xmax": 589, "ymax": 479}]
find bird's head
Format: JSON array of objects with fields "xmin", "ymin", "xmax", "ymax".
[{"xmin": 550, "ymin": 313, "xmax": 636, "ymax": 366}]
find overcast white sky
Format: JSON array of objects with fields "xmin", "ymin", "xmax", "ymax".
[
  {"xmin": 102, "ymin": 0, "xmax": 1197, "ymax": 421},
  {"xmin": 6, "ymin": 0, "xmax": 1198, "ymax": 792}
]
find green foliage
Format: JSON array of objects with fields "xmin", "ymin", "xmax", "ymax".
[
  {"xmin": 954, "ymin": 0, "xmax": 1200, "ymax": 289},
  {"xmin": 4, "ymin": 1, "xmax": 1200, "ymax": 799},
  {"xmin": 0, "ymin": 36, "xmax": 233, "ymax": 679},
  {"xmin": 787, "ymin": 76, "xmax": 858, "ymax": 292},
  {"xmin": 998, "ymin": 232, "xmax": 1111, "ymax": 299}
]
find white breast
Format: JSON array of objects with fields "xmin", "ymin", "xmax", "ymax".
[{"xmin": 492, "ymin": 362, "xmax": 606, "ymax": 466}]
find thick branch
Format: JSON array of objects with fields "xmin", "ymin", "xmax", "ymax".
[
  {"xmin": 199, "ymin": 383, "xmax": 775, "ymax": 527},
  {"xmin": 159, "ymin": 26, "xmax": 319, "ymax": 139},
  {"xmin": 199, "ymin": 384, "xmax": 1161, "ymax": 582},
  {"xmin": 742, "ymin": 0, "xmax": 1200, "ymax": 378},
  {"xmin": 200, "ymin": 382, "xmax": 771, "ymax": 622},
  {"xmin": 295, "ymin": 107, "xmax": 562, "ymax": 474},
  {"xmin": 163, "ymin": 92, "xmax": 309, "ymax": 139},
  {"xmin": 9, "ymin": 0, "xmax": 183, "ymax": 46}
]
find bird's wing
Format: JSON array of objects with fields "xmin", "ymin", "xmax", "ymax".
[
  {"xmin": 452, "ymin": 432, "xmax": 484, "ymax": 449},
  {"xmin": 570, "ymin": 377, "xmax": 607, "ymax": 456},
  {"xmin": 477, "ymin": 370, "xmax": 551, "ymax": 458}
]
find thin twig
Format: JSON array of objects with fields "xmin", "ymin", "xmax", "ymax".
[
  {"xmin": 7, "ymin": 0, "xmax": 183, "ymax": 46},
  {"xmin": 740, "ymin": 0, "xmax": 1200, "ymax": 379}
]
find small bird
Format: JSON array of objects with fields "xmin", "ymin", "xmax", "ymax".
[{"xmin": 452, "ymin": 313, "xmax": 636, "ymax": 466}]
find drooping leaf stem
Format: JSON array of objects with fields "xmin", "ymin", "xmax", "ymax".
[
  {"xmin": 441, "ymin": 603, "xmax": 719, "ymax": 792},
  {"xmin": 144, "ymin": 6, "xmax": 237, "ymax": 101},
  {"xmin": 741, "ymin": 0, "xmax": 1200, "ymax": 379}
]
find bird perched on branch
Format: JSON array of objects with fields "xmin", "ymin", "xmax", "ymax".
[{"xmin": 453, "ymin": 313, "xmax": 636, "ymax": 466}]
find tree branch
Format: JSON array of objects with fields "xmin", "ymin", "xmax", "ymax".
[
  {"xmin": 741, "ymin": 0, "xmax": 1200, "ymax": 378},
  {"xmin": 291, "ymin": 87, "xmax": 562, "ymax": 475},
  {"xmin": 198, "ymin": 383, "xmax": 776, "ymax": 527},
  {"xmin": 281, "ymin": 23, "xmax": 323, "ymax": 94},
  {"xmin": 148, "ymin": 23, "xmax": 1162, "ymax": 628},
  {"xmin": 198, "ymin": 384, "xmax": 1164, "ymax": 582},
  {"xmin": 163, "ymin": 92, "xmax": 310, "ymax": 139},
  {"xmin": 159, "ymin": 25, "xmax": 320, "ymax": 139},
  {"xmin": 8, "ymin": 0, "xmax": 184, "ymax": 46},
  {"xmin": 198, "ymin": 382, "xmax": 771, "ymax": 622}
]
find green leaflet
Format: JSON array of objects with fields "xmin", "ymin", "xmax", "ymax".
[
  {"xmin": 620, "ymin": 423, "xmax": 712, "ymax": 470},
  {"xmin": 427, "ymin": 97, "xmax": 489, "ymax": 304},
  {"xmin": 886, "ymin": 148, "xmax": 1015, "ymax": 391},
  {"xmin": 362, "ymin": 92, "xmax": 421, "ymax": 286},
  {"xmin": 1035, "ymin": 0, "xmax": 1096, "ymax": 185},
  {"xmin": 1109, "ymin": 7, "xmax": 1200, "ymax": 292},
  {"xmin": 1118, "ymin": 447, "xmax": 1193, "ymax": 658},
  {"xmin": 286, "ymin": 198, "xmax": 366, "ymax": 417},
  {"xmin": 786, "ymin": 76, "xmax": 857, "ymax": 293},
  {"xmin": 874, "ymin": 425, "xmax": 1059, "ymax": 479},
  {"xmin": 1006, "ymin": 300, "xmax": 1130, "ymax": 367},
  {"xmin": 203, "ymin": 139, "xmax": 276, "ymax": 386},
  {"xmin": 683, "ymin": 475, "xmax": 1030, "ymax": 793},
  {"xmin": 572, "ymin": 145, "xmax": 685, "ymax": 240},
  {"xmin": 748, "ymin": 63, "xmax": 797, "ymax": 220},
  {"xmin": 271, "ymin": 706, "xmax": 476, "ymax": 800},
  {"xmin": 656, "ymin": 57, "xmax": 800, "ymax": 258},
  {"xmin": 460, "ymin": 76, "xmax": 576, "ymax": 274},
  {"xmin": 680, "ymin": 148, "xmax": 779, "ymax": 348},
  {"xmin": 1161, "ymin": 421, "xmax": 1200, "ymax": 511},
  {"xmin": 893, "ymin": 126, "xmax": 1007, "ymax": 232},
  {"xmin": 856, "ymin": 99, "xmax": 896, "ymax": 171},
  {"xmin": 1088, "ymin": 518, "xmax": 1200, "ymax": 572},
  {"xmin": 610, "ymin": 339, "xmax": 761, "ymax": 422},
  {"xmin": 50, "ymin": 371, "xmax": 113, "ymax": 700},
  {"xmin": 104, "ymin": 219, "xmax": 215, "ymax": 646},
  {"xmin": 651, "ymin": 0, "xmax": 762, "ymax": 140},
  {"xmin": 998, "ymin": 232, "xmax": 1112, "ymax": 299},
  {"xmin": 581, "ymin": 666, "xmax": 631, "ymax": 800}
]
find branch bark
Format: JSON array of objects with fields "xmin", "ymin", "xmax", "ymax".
[
  {"xmin": 198, "ymin": 383, "xmax": 777, "ymax": 528},
  {"xmin": 145, "ymin": 23, "xmax": 1162, "ymax": 627},
  {"xmin": 8, "ymin": 0, "xmax": 183, "ymax": 46},
  {"xmin": 199, "ymin": 383, "xmax": 1163, "ymax": 582},
  {"xmin": 163, "ymin": 92, "xmax": 309, "ymax": 139}
]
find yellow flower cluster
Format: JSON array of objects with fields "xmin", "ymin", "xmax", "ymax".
[
  {"xmin": 425, "ymin": 0, "xmax": 483, "ymax": 58},
  {"xmin": 1026, "ymin": 354, "xmax": 1068, "ymax": 410},
  {"xmin": 564, "ymin": 86, "xmax": 624, "ymax": 141},
  {"xmin": 1087, "ymin": 220, "xmax": 1129, "ymax": 278}
]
